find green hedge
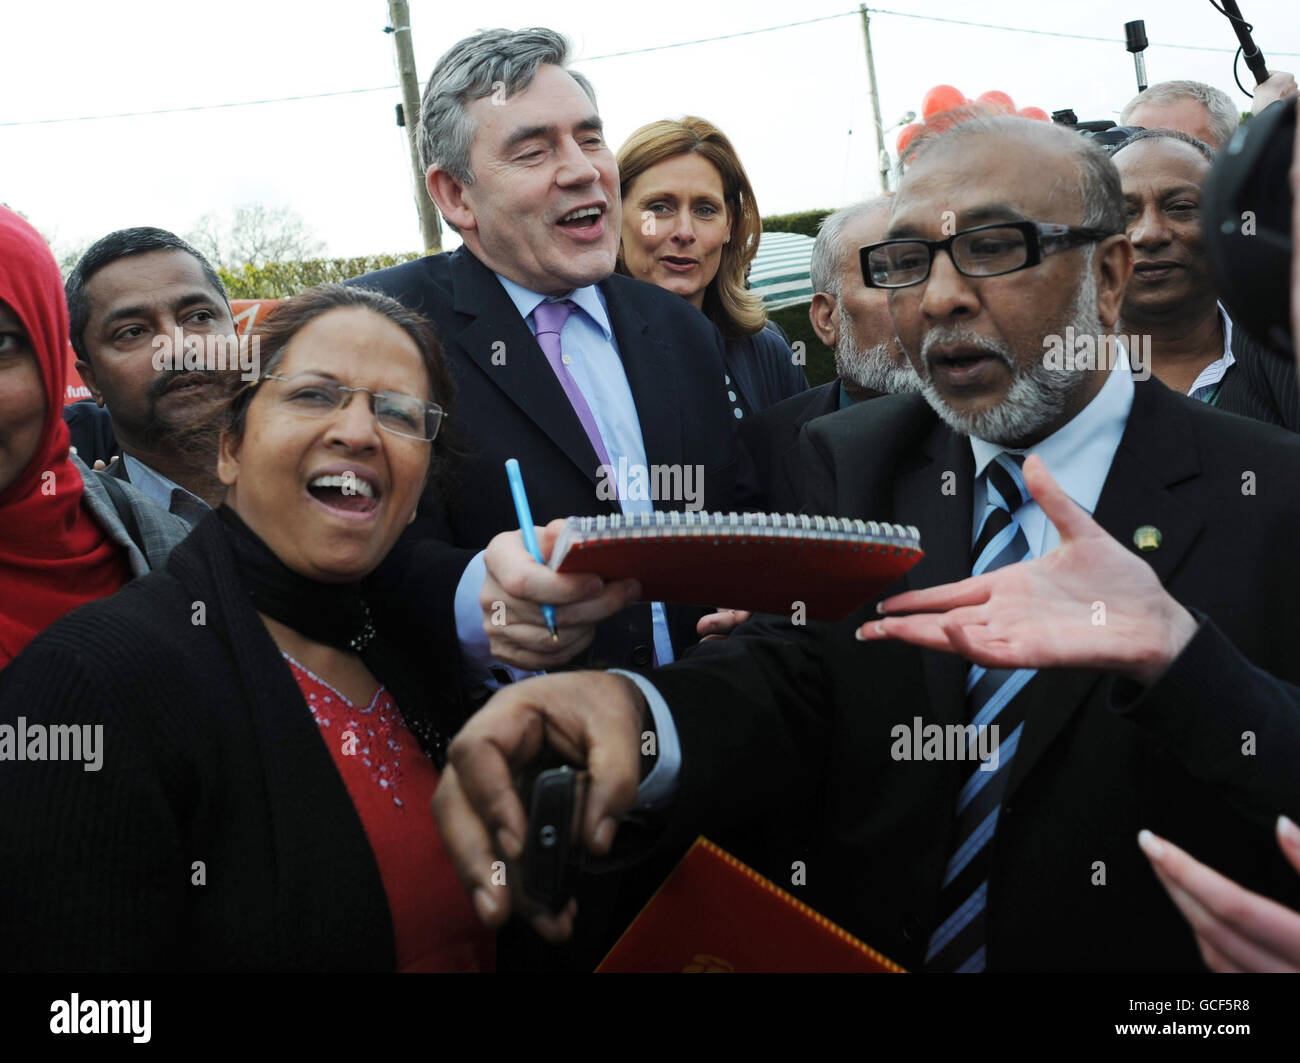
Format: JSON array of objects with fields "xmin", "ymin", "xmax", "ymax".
[
  {"xmin": 760, "ymin": 209, "xmax": 833, "ymax": 239},
  {"xmin": 769, "ymin": 304, "xmax": 835, "ymax": 387},
  {"xmin": 762, "ymin": 210, "xmax": 834, "ymax": 386},
  {"xmin": 218, "ymin": 253, "xmax": 422, "ymax": 299}
]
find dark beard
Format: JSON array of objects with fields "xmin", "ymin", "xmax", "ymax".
[{"xmin": 131, "ymin": 370, "xmax": 234, "ymax": 451}]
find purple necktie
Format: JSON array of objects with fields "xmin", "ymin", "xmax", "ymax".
[{"xmin": 532, "ymin": 299, "xmax": 616, "ymax": 488}]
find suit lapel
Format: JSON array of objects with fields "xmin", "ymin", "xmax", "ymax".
[
  {"xmin": 602, "ymin": 280, "xmax": 685, "ymax": 484},
  {"xmin": 896, "ymin": 422, "xmax": 975, "ymax": 728},
  {"xmin": 1004, "ymin": 380, "xmax": 1204, "ymax": 800},
  {"xmin": 450, "ymin": 249, "xmax": 605, "ymax": 488},
  {"xmin": 775, "ymin": 383, "xmax": 841, "ymax": 510}
]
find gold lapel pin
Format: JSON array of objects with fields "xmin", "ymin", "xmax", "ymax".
[{"xmin": 1133, "ymin": 525, "xmax": 1162, "ymax": 552}]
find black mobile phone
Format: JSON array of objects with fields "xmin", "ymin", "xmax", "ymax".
[{"xmin": 520, "ymin": 764, "xmax": 588, "ymax": 912}]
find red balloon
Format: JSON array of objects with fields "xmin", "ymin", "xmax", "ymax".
[
  {"xmin": 976, "ymin": 90, "xmax": 1016, "ymax": 115},
  {"xmin": 922, "ymin": 84, "xmax": 965, "ymax": 121},
  {"xmin": 1017, "ymin": 106, "xmax": 1050, "ymax": 122},
  {"xmin": 896, "ymin": 122, "xmax": 923, "ymax": 154}
]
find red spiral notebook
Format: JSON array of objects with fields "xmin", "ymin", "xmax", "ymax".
[
  {"xmin": 596, "ymin": 837, "xmax": 905, "ymax": 973},
  {"xmin": 550, "ymin": 512, "xmax": 923, "ymax": 621}
]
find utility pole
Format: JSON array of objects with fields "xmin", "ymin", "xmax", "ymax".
[
  {"xmin": 387, "ymin": 0, "xmax": 441, "ymax": 252},
  {"xmin": 859, "ymin": 4, "xmax": 890, "ymax": 193}
]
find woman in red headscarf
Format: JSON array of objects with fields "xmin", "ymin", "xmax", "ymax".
[{"xmin": 0, "ymin": 206, "xmax": 133, "ymax": 667}]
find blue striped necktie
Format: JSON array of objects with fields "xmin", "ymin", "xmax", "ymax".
[{"xmin": 924, "ymin": 451, "xmax": 1034, "ymax": 973}]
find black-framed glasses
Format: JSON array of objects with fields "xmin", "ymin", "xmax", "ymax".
[
  {"xmin": 860, "ymin": 221, "xmax": 1118, "ymax": 289},
  {"xmin": 249, "ymin": 372, "xmax": 444, "ymax": 441}
]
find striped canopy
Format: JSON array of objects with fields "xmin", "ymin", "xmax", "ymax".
[{"xmin": 749, "ymin": 230, "xmax": 816, "ymax": 311}]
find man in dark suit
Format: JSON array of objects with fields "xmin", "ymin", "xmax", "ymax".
[
  {"xmin": 738, "ymin": 196, "xmax": 917, "ymax": 514},
  {"xmin": 431, "ymin": 115, "xmax": 1300, "ymax": 971},
  {"xmin": 350, "ymin": 28, "xmax": 736, "ymax": 683}
]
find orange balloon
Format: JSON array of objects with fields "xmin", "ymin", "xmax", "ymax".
[
  {"xmin": 896, "ymin": 122, "xmax": 923, "ymax": 154},
  {"xmin": 922, "ymin": 84, "xmax": 965, "ymax": 121},
  {"xmin": 1018, "ymin": 106, "xmax": 1050, "ymax": 122},
  {"xmin": 976, "ymin": 90, "xmax": 1016, "ymax": 115}
]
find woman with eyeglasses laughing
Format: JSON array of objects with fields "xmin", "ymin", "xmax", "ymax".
[{"xmin": 0, "ymin": 285, "xmax": 494, "ymax": 972}]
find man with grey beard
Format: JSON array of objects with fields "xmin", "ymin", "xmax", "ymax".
[
  {"xmin": 432, "ymin": 115, "xmax": 1300, "ymax": 972},
  {"xmin": 731, "ymin": 197, "xmax": 918, "ymax": 517},
  {"xmin": 813, "ymin": 196, "xmax": 920, "ymax": 403}
]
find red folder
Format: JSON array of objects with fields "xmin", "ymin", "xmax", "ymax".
[
  {"xmin": 552, "ymin": 513, "xmax": 923, "ymax": 621},
  {"xmin": 596, "ymin": 837, "xmax": 906, "ymax": 973}
]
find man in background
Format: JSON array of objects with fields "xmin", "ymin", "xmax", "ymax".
[
  {"xmin": 66, "ymin": 228, "xmax": 238, "ymax": 525},
  {"xmin": 737, "ymin": 196, "xmax": 918, "ymax": 511},
  {"xmin": 1111, "ymin": 129, "xmax": 1235, "ymax": 400},
  {"xmin": 1121, "ymin": 74, "xmax": 1297, "ymax": 149}
]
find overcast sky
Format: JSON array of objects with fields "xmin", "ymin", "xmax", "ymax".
[{"xmin": 3, "ymin": 0, "xmax": 1297, "ymax": 262}]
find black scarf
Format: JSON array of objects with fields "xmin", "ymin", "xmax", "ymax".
[
  {"xmin": 214, "ymin": 504, "xmax": 452, "ymax": 766},
  {"xmin": 217, "ymin": 505, "xmax": 376, "ymax": 653}
]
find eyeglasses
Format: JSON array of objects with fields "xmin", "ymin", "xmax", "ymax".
[
  {"xmin": 860, "ymin": 221, "xmax": 1118, "ymax": 289},
  {"xmin": 249, "ymin": 372, "xmax": 444, "ymax": 441}
]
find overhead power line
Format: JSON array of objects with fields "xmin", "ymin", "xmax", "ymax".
[
  {"xmin": 3, "ymin": 7, "xmax": 1296, "ymax": 127},
  {"xmin": 0, "ymin": 84, "xmax": 399, "ymax": 127},
  {"xmin": 864, "ymin": 6, "xmax": 1300, "ymax": 54}
]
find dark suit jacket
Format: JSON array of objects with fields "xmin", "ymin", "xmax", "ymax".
[
  {"xmin": 738, "ymin": 379, "xmax": 885, "ymax": 512},
  {"xmin": 1217, "ymin": 323, "xmax": 1300, "ymax": 431},
  {"xmin": 61, "ymin": 399, "xmax": 117, "ymax": 467},
  {"xmin": 643, "ymin": 378, "xmax": 1300, "ymax": 971},
  {"xmin": 350, "ymin": 247, "xmax": 739, "ymax": 671}
]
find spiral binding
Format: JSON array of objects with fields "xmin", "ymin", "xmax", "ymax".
[{"xmin": 560, "ymin": 511, "xmax": 921, "ymax": 552}]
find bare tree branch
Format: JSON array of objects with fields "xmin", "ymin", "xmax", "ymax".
[{"xmin": 185, "ymin": 203, "xmax": 324, "ymax": 269}]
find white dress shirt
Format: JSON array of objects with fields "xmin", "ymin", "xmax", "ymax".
[{"xmin": 1186, "ymin": 305, "xmax": 1236, "ymax": 403}]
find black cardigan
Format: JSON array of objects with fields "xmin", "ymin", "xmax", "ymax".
[{"xmin": 0, "ymin": 511, "xmax": 468, "ymax": 971}]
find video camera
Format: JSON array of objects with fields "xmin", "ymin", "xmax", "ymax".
[
  {"xmin": 1204, "ymin": 94, "xmax": 1295, "ymax": 357},
  {"xmin": 1049, "ymin": 110, "xmax": 1142, "ymax": 149},
  {"xmin": 1049, "ymin": 19, "xmax": 1149, "ymax": 148}
]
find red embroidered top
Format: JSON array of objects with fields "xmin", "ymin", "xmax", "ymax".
[{"xmin": 286, "ymin": 656, "xmax": 494, "ymax": 972}]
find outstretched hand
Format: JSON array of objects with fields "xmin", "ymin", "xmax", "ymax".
[{"xmin": 857, "ymin": 454, "xmax": 1197, "ymax": 685}]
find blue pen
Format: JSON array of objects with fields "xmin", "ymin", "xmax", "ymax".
[{"xmin": 505, "ymin": 458, "xmax": 559, "ymax": 642}]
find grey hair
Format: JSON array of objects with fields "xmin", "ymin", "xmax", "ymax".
[
  {"xmin": 1119, "ymin": 80, "xmax": 1240, "ymax": 149},
  {"xmin": 417, "ymin": 27, "xmax": 597, "ymax": 185},
  {"xmin": 905, "ymin": 114, "xmax": 1126, "ymax": 236},
  {"xmin": 1110, "ymin": 126, "xmax": 1216, "ymax": 163},
  {"xmin": 811, "ymin": 195, "xmax": 893, "ymax": 299}
]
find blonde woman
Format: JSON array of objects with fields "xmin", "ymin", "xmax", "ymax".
[{"xmin": 617, "ymin": 116, "xmax": 808, "ymax": 419}]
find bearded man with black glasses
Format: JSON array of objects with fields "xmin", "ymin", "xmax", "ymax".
[{"xmin": 432, "ymin": 114, "xmax": 1300, "ymax": 973}]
